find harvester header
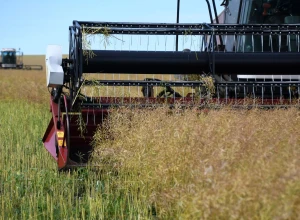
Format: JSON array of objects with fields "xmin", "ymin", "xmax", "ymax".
[{"xmin": 43, "ymin": 0, "xmax": 300, "ymax": 169}]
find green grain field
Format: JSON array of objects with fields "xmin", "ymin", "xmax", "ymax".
[{"xmin": 0, "ymin": 56, "xmax": 299, "ymax": 219}]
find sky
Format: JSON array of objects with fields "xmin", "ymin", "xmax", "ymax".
[{"xmin": 0, "ymin": 0, "xmax": 224, "ymax": 55}]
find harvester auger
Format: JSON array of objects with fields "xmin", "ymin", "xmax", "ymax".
[{"xmin": 43, "ymin": 0, "xmax": 300, "ymax": 170}]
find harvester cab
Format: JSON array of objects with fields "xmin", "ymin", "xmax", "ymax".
[
  {"xmin": 43, "ymin": 0, "xmax": 300, "ymax": 170},
  {"xmin": 0, "ymin": 48, "xmax": 23, "ymax": 69}
]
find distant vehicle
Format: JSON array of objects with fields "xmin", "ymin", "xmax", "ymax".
[
  {"xmin": 0, "ymin": 48, "xmax": 43, "ymax": 70},
  {"xmin": 0, "ymin": 48, "xmax": 23, "ymax": 69}
]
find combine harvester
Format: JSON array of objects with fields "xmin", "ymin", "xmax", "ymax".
[
  {"xmin": 0, "ymin": 48, "xmax": 43, "ymax": 70},
  {"xmin": 43, "ymin": 0, "xmax": 300, "ymax": 170}
]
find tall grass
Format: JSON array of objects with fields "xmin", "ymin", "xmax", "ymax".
[
  {"xmin": 0, "ymin": 69, "xmax": 144, "ymax": 219},
  {"xmin": 0, "ymin": 70, "xmax": 48, "ymax": 102},
  {"xmin": 92, "ymin": 107, "xmax": 300, "ymax": 219},
  {"xmin": 0, "ymin": 100, "xmax": 153, "ymax": 219},
  {"xmin": 1, "ymin": 66, "xmax": 300, "ymax": 219}
]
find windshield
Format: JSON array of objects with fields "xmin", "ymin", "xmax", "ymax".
[
  {"xmin": 1, "ymin": 51, "xmax": 16, "ymax": 64},
  {"xmin": 241, "ymin": 0, "xmax": 300, "ymax": 24},
  {"xmin": 237, "ymin": 0, "xmax": 300, "ymax": 52}
]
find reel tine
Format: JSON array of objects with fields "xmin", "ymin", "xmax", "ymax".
[
  {"xmin": 165, "ymin": 35, "xmax": 167, "ymax": 52},
  {"xmin": 252, "ymin": 33, "xmax": 254, "ymax": 52},
  {"xmin": 147, "ymin": 35, "xmax": 150, "ymax": 51},
  {"xmin": 138, "ymin": 81, "xmax": 140, "ymax": 98},
  {"xmin": 288, "ymin": 33, "xmax": 291, "ymax": 52},
  {"xmin": 280, "ymin": 84, "xmax": 283, "ymax": 104},
  {"xmin": 121, "ymin": 34, "xmax": 123, "ymax": 50},
  {"xmin": 235, "ymin": 83, "xmax": 237, "ymax": 105},
  {"xmin": 127, "ymin": 74, "xmax": 130, "ymax": 102},
  {"xmin": 106, "ymin": 83, "xmax": 108, "ymax": 100},
  {"xmin": 269, "ymin": 33, "xmax": 273, "ymax": 52},
  {"xmin": 243, "ymin": 84, "xmax": 246, "ymax": 105},
  {"xmin": 226, "ymin": 84, "xmax": 228, "ymax": 104},
  {"xmin": 174, "ymin": 81, "xmax": 176, "ymax": 105},
  {"xmin": 122, "ymin": 83, "xmax": 125, "ymax": 104},
  {"xmin": 155, "ymin": 83, "xmax": 158, "ymax": 105},
  {"xmin": 114, "ymin": 36, "xmax": 116, "ymax": 50},
  {"xmin": 182, "ymin": 84, "xmax": 185, "ymax": 103},
  {"xmin": 279, "ymin": 33, "xmax": 281, "ymax": 52},
  {"xmin": 217, "ymin": 85, "xmax": 220, "ymax": 104},
  {"xmin": 193, "ymin": 84, "xmax": 195, "ymax": 101},
  {"xmin": 271, "ymin": 84, "xmax": 274, "ymax": 105},
  {"xmin": 200, "ymin": 35, "xmax": 204, "ymax": 51},
  {"xmin": 140, "ymin": 35, "xmax": 142, "ymax": 48},
  {"xmin": 224, "ymin": 34, "xmax": 227, "ymax": 52},
  {"xmin": 289, "ymin": 85, "xmax": 292, "ymax": 104},
  {"xmin": 261, "ymin": 34, "xmax": 264, "ymax": 52},
  {"xmin": 113, "ymin": 79, "xmax": 116, "ymax": 104},
  {"xmin": 199, "ymin": 83, "xmax": 202, "ymax": 101},
  {"xmin": 190, "ymin": 33, "xmax": 193, "ymax": 50},
  {"xmin": 234, "ymin": 34, "xmax": 237, "ymax": 53},
  {"xmin": 262, "ymin": 84, "xmax": 264, "ymax": 105}
]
